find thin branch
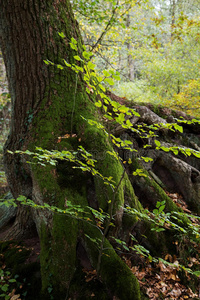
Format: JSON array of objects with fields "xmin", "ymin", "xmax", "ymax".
[{"xmin": 91, "ymin": 1, "xmax": 119, "ymax": 52}]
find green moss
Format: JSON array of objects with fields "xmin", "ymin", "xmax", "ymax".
[
  {"xmin": 69, "ymin": 265, "xmax": 110, "ymax": 300},
  {"xmin": 84, "ymin": 224, "xmax": 141, "ymax": 300},
  {"xmin": 124, "ymin": 172, "xmax": 143, "ymax": 212},
  {"xmin": 100, "ymin": 249, "xmax": 140, "ymax": 300},
  {"xmin": 50, "ymin": 216, "xmax": 78, "ymax": 292},
  {"xmin": 38, "ymin": 173, "xmax": 90, "ymax": 295},
  {"xmin": 131, "ymin": 158, "xmax": 182, "ymax": 212},
  {"xmin": 39, "ymin": 221, "xmax": 53, "ymax": 293}
]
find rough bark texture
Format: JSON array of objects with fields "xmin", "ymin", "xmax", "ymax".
[{"xmin": 1, "ymin": 1, "xmax": 200, "ymax": 299}]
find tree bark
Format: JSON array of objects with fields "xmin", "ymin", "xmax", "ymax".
[{"xmin": 126, "ymin": 12, "xmax": 135, "ymax": 81}]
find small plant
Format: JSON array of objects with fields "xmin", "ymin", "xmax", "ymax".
[{"xmin": 0, "ymin": 269, "xmax": 21, "ymax": 300}]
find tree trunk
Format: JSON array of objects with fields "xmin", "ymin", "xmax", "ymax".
[
  {"xmin": 0, "ymin": 1, "xmax": 141, "ymax": 299},
  {"xmin": 126, "ymin": 12, "xmax": 135, "ymax": 81},
  {"xmin": 170, "ymin": 0, "xmax": 176, "ymax": 40}
]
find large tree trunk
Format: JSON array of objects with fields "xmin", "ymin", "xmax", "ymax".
[{"xmin": 0, "ymin": 1, "xmax": 142, "ymax": 299}]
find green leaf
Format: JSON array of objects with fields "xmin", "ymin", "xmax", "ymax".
[
  {"xmin": 98, "ymin": 84, "xmax": 106, "ymax": 92},
  {"xmin": 104, "ymin": 77, "xmax": 114, "ymax": 85},
  {"xmin": 133, "ymin": 169, "xmax": 147, "ymax": 177},
  {"xmin": 161, "ymin": 146, "xmax": 170, "ymax": 152},
  {"xmin": 7, "ymin": 150, "xmax": 14, "ymax": 154},
  {"xmin": 63, "ymin": 59, "xmax": 71, "ymax": 67},
  {"xmin": 193, "ymin": 271, "xmax": 200, "ymax": 277},
  {"xmin": 71, "ymin": 37, "xmax": 77, "ymax": 44},
  {"xmin": 159, "ymin": 205, "xmax": 165, "ymax": 213},
  {"xmin": 128, "ymin": 158, "xmax": 132, "ymax": 164},
  {"xmin": 148, "ymin": 255, "xmax": 153, "ymax": 262},
  {"xmin": 70, "ymin": 43, "xmax": 77, "ymax": 51},
  {"xmin": 116, "ymin": 113, "xmax": 125, "ymax": 123},
  {"xmin": 156, "ymin": 201, "xmax": 161, "ymax": 208},
  {"xmin": 185, "ymin": 149, "xmax": 191, "ymax": 156},
  {"xmin": 174, "ymin": 124, "xmax": 183, "ymax": 133},
  {"xmin": 193, "ymin": 151, "xmax": 200, "ymax": 158},
  {"xmin": 103, "ymin": 105, "xmax": 107, "ymax": 112},
  {"xmin": 87, "ymin": 61, "xmax": 95, "ymax": 70},
  {"xmin": 57, "ymin": 64, "xmax": 64, "ymax": 70},
  {"xmin": 74, "ymin": 65, "xmax": 83, "ymax": 72},
  {"xmin": 58, "ymin": 32, "xmax": 65, "ymax": 38},
  {"xmin": 123, "ymin": 245, "xmax": 130, "ymax": 251},
  {"xmin": 126, "ymin": 119, "xmax": 133, "ymax": 127},
  {"xmin": 129, "ymin": 108, "xmax": 140, "ymax": 117},
  {"xmin": 154, "ymin": 140, "xmax": 161, "ymax": 147},
  {"xmin": 82, "ymin": 51, "xmax": 93, "ymax": 60},
  {"xmin": 1, "ymin": 285, "xmax": 8, "ymax": 292},
  {"xmin": 113, "ymin": 74, "xmax": 121, "ymax": 81},
  {"xmin": 74, "ymin": 55, "xmax": 82, "ymax": 61},
  {"xmin": 172, "ymin": 149, "xmax": 179, "ymax": 155},
  {"xmin": 8, "ymin": 278, "xmax": 16, "ymax": 283},
  {"xmin": 141, "ymin": 156, "xmax": 153, "ymax": 162},
  {"xmin": 95, "ymin": 101, "xmax": 102, "ymax": 108},
  {"xmin": 103, "ymin": 70, "xmax": 110, "ymax": 77},
  {"xmin": 17, "ymin": 195, "xmax": 27, "ymax": 202}
]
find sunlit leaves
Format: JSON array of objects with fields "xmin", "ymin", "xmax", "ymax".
[
  {"xmin": 95, "ymin": 100, "xmax": 102, "ymax": 107},
  {"xmin": 104, "ymin": 77, "xmax": 114, "ymax": 85},
  {"xmin": 153, "ymin": 200, "xmax": 166, "ymax": 215},
  {"xmin": 141, "ymin": 156, "xmax": 153, "ymax": 163},
  {"xmin": 74, "ymin": 55, "xmax": 83, "ymax": 61},
  {"xmin": 63, "ymin": 59, "xmax": 71, "ymax": 67},
  {"xmin": 132, "ymin": 168, "xmax": 147, "ymax": 177},
  {"xmin": 70, "ymin": 37, "xmax": 78, "ymax": 51},
  {"xmin": 58, "ymin": 32, "xmax": 65, "ymax": 38},
  {"xmin": 154, "ymin": 141, "xmax": 200, "ymax": 157},
  {"xmin": 169, "ymin": 78, "xmax": 200, "ymax": 118},
  {"xmin": 87, "ymin": 61, "xmax": 96, "ymax": 70},
  {"xmin": 82, "ymin": 51, "xmax": 93, "ymax": 60}
]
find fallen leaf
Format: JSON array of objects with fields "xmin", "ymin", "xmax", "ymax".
[{"xmin": 10, "ymin": 295, "xmax": 21, "ymax": 300}]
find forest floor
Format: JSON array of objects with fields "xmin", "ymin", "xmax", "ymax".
[{"xmin": 0, "ymin": 170, "xmax": 200, "ymax": 300}]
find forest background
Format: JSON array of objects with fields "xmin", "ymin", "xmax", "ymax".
[{"xmin": 72, "ymin": 0, "xmax": 200, "ymax": 117}]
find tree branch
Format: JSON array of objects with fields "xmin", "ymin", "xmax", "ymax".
[{"xmin": 91, "ymin": 1, "xmax": 119, "ymax": 52}]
